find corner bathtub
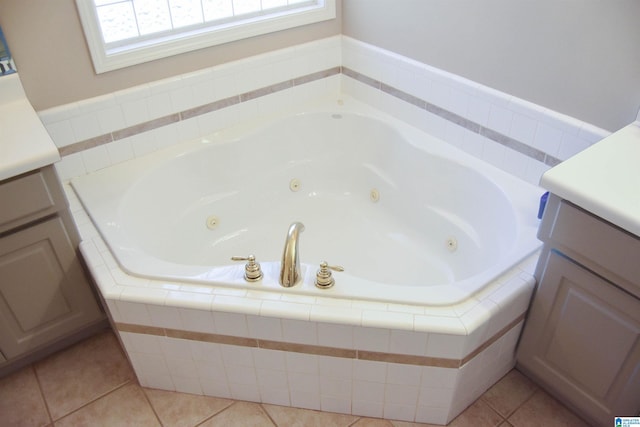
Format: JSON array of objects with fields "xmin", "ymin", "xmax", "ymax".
[{"xmin": 71, "ymin": 98, "xmax": 543, "ymax": 424}]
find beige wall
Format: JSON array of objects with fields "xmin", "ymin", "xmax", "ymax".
[
  {"xmin": 0, "ymin": 0, "xmax": 342, "ymax": 111},
  {"xmin": 343, "ymin": 0, "xmax": 640, "ymax": 132}
]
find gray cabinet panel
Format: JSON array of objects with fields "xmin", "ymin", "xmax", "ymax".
[
  {"xmin": 0, "ymin": 217, "xmax": 103, "ymax": 359},
  {"xmin": 0, "ymin": 165, "xmax": 106, "ymax": 374},
  {"xmin": 518, "ymin": 193, "xmax": 640, "ymax": 425}
]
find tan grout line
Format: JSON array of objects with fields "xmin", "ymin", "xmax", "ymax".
[
  {"xmin": 137, "ymin": 382, "xmax": 165, "ymax": 426},
  {"xmin": 50, "ymin": 379, "xmax": 136, "ymax": 423},
  {"xmin": 256, "ymin": 403, "xmax": 279, "ymax": 427},
  {"xmin": 31, "ymin": 364, "xmax": 55, "ymax": 426}
]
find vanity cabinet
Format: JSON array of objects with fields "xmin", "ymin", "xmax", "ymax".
[
  {"xmin": 0, "ymin": 166, "xmax": 106, "ymax": 375},
  {"xmin": 517, "ymin": 193, "xmax": 640, "ymax": 425}
]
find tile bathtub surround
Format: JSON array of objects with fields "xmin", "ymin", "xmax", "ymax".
[
  {"xmin": 69, "ymin": 182, "xmax": 541, "ymax": 424},
  {"xmin": 42, "ymin": 36, "xmax": 610, "ymax": 187},
  {"xmin": 0, "ymin": 329, "xmax": 589, "ymax": 426}
]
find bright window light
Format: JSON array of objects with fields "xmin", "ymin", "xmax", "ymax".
[{"xmin": 76, "ymin": 0, "xmax": 336, "ymax": 73}]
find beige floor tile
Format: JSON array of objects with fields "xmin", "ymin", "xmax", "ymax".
[
  {"xmin": 199, "ymin": 401, "xmax": 275, "ymax": 426},
  {"xmin": 54, "ymin": 383, "xmax": 160, "ymax": 427},
  {"xmin": 481, "ymin": 370, "xmax": 539, "ymax": 417},
  {"xmin": 0, "ymin": 366, "xmax": 51, "ymax": 427},
  {"xmin": 448, "ymin": 399, "xmax": 504, "ymax": 427},
  {"xmin": 34, "ymin": 330, "xmax": 134, "ymax": 420},
  {"xmin": 262, "ymin": 403, "xmax": 359, "ymax": 427},
  {"xmin": 143, "ymin": 387, "xmax": 233, "ymax": 427},
  {"xmin": 508, "ymin": 390, "xmax": 590, "ymax": 427}
]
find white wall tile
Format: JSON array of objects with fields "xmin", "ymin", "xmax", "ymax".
[
  {"xmin": 318, "ymin": 356, "xmax": 352, "ymax": 379},
  {"xmin": 426, "ymin": 333, "xmax": 466, "ymax": 359},
  {"xmin": 354, "ymin": 326, "xmax": 390, "ymax": 352},
  {"xmin": 256, "ymin": 368, "xmax": 289, "ymax": 390},
  {"xmin": 288, "ymin": 371, "xmax": 319, "ymax": 393},
  {"xmin": 105, "ymin": 138, "xmax": 134, "ymax": 165},
  {"xmin": 415, "ymin": 405, "xmax": 450, "ymax": 425},
  {"xmin": 509, "ymin": 112, "xmax": 538, "ymax": 145},
  {"xmin": 200, "ymin": 378, "xmax": 231, "ymax": 398},
  {"xmin": 260, "ymin": 387, "xmax": 290, "ymax": 406},
  {"xmin": 220, "ymin": 343, "xmax": 255, "ymax": 367},
  {"xmin": 321, "ymin": 396, "xmax": 351, "ymax": 414},
  {"xmin": 352, "ymin": 379, "xmax": 385, "ymax": 403},
  {"xmin": 532, "ymin": 122, "xmax": 563, "ymax": 156},
  {"xmin": 121, "ymin": 97, "xmax": 150, "ymax": 126},
  {"xmin": 213, "ymin": 311, "xmax": 249, "ymax": 337},
  {"xmin": 161, "ymin": 337, "xmax": 193, "ymax": 360},
  {"xmin": 147, "ymin": 304, "xmax": 182, "ymax": 329},
  {"xmin": 387, "ymin": 364, "xmax": 422, "ymax": 387},
  {"xmin": 353, "ymin": 359, "xmax": 386, "ymax": 383},
  {"xmin": 487, "ymin": 104, "xmax": 514, "ymax": 135},
  {"xmin": 247, "ymin": 314, "xmax": 283, "ymax": 341},
  {"xmin": 320, "ymin": 375, "xmax": 351, "ymax": 399},
  {"xmin": 115, "ymin": 300, "xmax": 153, "ymax": 325},
  {"xmin": 281, "ymin": 319, "xmax": 317, "ymax": 345},
  {"xmin": 481, "ymin": 139, "xmax": 507, "ymax": 169},
  {"xmin": 226, "ymin": 366, "xmax": 258, "ymax": 386},
  {"xmin": 317, "ymin": 322, "xmax": 353, "ymax": 349},
  {"xmin": 130, "ymin": 132, "xmax": 156, "ymax": 157},
  {"xmin": 45, "ymin": 120, "xmax": 76, "ymax": 148},
  {"xmin": 290, "ymin": 390, "xmax": 321, "ymax": 410},
  {"xmin": 81, "ymin": 145, "xmax": 111, "ymax": 173},
  {"xmin": 383, "ymin": 401, "xmax": 417, "ymax": 422},
  {"xmin": 252, "ymin": 348, "xmax": 287, "ymax": 371},
  {"xmin": 190, "ymin": 341, "xmax": 223, "ymax": 364},
  {"xmin": 229, "ymin": 382, "xmax": 261, "ymax": 401},
  {"xmin": 389, "ymin": 329, "xmax": 428, "ymax": 357},
  {"xmin": 172, "ymin": 376, "xmax": 202, "ymax": 394},
  {"xmin": 558, "ymin": 131, "xmax": 593, "ymax": 160},
  {"xmin": 193, "ymin": 359, "xmax": 226, "ymax": 382},
  {"xmin": 120, "ymin": 331, "xmax": 163, "ymax": 355},
  {"xmin": 286, "ymin": 352, "xmax": 318, "ymax": 374},
  {"xmin": 352, "ymin": 399, "xmax": 383, "ymax": 418}
]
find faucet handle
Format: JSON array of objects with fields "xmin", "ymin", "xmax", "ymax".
[
  {"xmin": 315, "ymin": 261, "xmax": 344, "ymax": 289},
  {"xmin": 231, "ymin": 254, "xmax": 263, "ymax": 282}
]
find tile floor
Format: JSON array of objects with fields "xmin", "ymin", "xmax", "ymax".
[{"xmin": 0, "ymin": 329, "xmax": 591, "ymax": 427}]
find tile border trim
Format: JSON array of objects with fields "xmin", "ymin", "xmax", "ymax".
[
  {"xmin": 58, "ymin": 67, "xmax": 341, "ymax": 157},
  {"xmin": 58, "ymin": 65, "xmax": 561, "ymax": 166},
  {"xmin": 341, "ymin": 67, "xmax": 561, "ymax": 167},
  {"xmin": 115, "ymin": 312, "xmax": 525, "ymax": 369}
]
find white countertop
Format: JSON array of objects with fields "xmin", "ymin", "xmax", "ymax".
[
  {"xmin": 540, "ymin": 120, "xmax": 640, "ymax": 237},
  {"xmin": 0, "ymin": 74, "xmax": 60, "ymax": 181}
]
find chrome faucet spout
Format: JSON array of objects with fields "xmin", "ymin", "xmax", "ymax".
[{"xmin": 279, "ymin": 222, "xmax": 305, "ymax": 287}]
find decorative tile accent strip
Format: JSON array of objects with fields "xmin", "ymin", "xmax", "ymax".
[
  {"xmin": 343, "ymin": 67, "xmax": 562, "ymax": 167},
  {"xmin": 59, "ymin": 66, "xmax": 341, "ymax": 158},
  {"xmin": 114, "ymin": 314, "xmax": 524, "ymax": 369},
  {"xmin": 57, "ymin": 64, "xmax": 560, "ymax": 167}
]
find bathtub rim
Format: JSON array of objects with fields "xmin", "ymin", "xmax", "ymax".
[{"xmin": 71, "ymin": 96, "xmax": 543, "ymax": 307}]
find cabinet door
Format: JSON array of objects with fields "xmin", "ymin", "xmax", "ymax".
[
  {"xmin": 517, "ymin": 251, "xmax": 640, "ymax": 424},
  {"xmin": 0, "ymin": 217, "xmax": 103, "ymax": 359}
]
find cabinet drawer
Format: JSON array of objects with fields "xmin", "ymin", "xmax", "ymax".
[
  {"xmin": 541, "ymin": 196, "xmax": 640, "ymax": 295},
  {"xmin": 0, "ymin": 168, "xmax": 62, "ymax": 233}
]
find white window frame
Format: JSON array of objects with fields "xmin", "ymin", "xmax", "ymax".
[{"xmin": 75, "ymin": 0, "xmax": 336, "ymax": 74}]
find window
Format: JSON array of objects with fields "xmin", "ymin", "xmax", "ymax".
[{"xmin": 76, "ymin": 0, "xmax": 335, "ymax": 73}]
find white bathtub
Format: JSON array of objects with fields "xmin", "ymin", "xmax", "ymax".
[
  {"xmin": 70, "ymin": 97, "xmax": 544, "ymax": 424},
  {"xmin": 71, "ymin": 100, "xmax": 541, "ymax": 306}
]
